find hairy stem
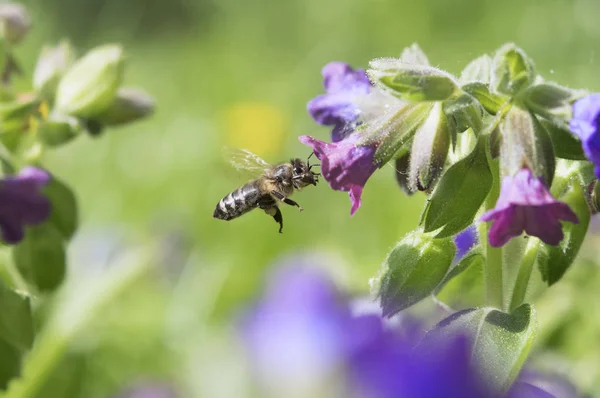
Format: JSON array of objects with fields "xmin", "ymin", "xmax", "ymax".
[{"xmin": 509, "ymin": 238, "xmax": 539, "ymax": 311}]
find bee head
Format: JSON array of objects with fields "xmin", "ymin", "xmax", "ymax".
[{"xmin": 291, "ymin": 155, "xmax": 320, "ymax": 188}]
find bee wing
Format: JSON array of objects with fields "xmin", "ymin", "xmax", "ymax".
[{"xmin": 223, "ymin": 147, "xmax": 273, "ymax": 178}]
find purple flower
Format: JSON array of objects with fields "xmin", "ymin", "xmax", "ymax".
[
  {"xmin": 0, "ymin": 167, "xmax": 51, "ymax": 244},
  {"xmin": 454, "ymin": 225, "xmax": 478, "ymax": 260},
  {"xmin": 299, "ymin": 133, "xmax": 378, "ymax": 215},
  {"xmin": 480, "ymin": 168, "xmax": 578, "ymax": 247},
  {"xmin": 307, "ymin": 62, "xmax": 372, "ymax": 142},
  {"xmin": 569, "ymin": 93, "xmax": 600, "ymax": 178},
  {"xmin": 241, "ymin": 262, "xmax": 492, "ymax": 398}
]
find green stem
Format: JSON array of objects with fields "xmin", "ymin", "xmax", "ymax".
[{"xmin": 509, "ymin": 238, "xmax": 539, "ymax": 311}]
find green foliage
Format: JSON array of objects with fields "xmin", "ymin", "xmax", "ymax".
[
  {"xmin": 423, "ymin": 137, "xmax": 492, "ymax": 238},
  {"xmin": 375, "ymin": 231, "xmax": 455, "ymax": 317},
  {"xmin": 491, "ymin": 44, "xmax": 536, "ymax": 97},
  {"xmin": 421, "ymin": 304, "xmax": 537, "ymax": 394},
  {"xmin": 435, "ymin": 250, "xmax": 485, "ymax": 309},
  {"xmin": 43, "ymin": 176, "xmax": 79, "ymax": 240}
]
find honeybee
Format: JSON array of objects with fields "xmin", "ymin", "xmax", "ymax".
[{"xmin": 213, "ymin": 148, "xmax": 320, "ymax": 233}]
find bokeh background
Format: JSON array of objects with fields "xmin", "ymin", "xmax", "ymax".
[{"xmin": 11, "ymin": 0, "xmax": 600, "ymax": 396}]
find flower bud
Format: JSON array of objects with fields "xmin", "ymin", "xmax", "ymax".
[
  {"xmin": 55, "ymin": 44, "xmax": 124, "ymax": 118},
  {"xmin": 522, "ymin": 83, "xmax": 584, "ymax": 122},
  {"xmin": 0, "ymin": 3, "xmax": 30, "ymax": 45},
  {"xmin": 491, "ymin": 43, "xmax": 535, "ymax": 96},
  {"xmin": 499, "ymin": 107, "xmax": 555, "ymax": 186},
  {"xmin": 459, "ymin": 54, "xmax": 492, "ymax": 85},
  {"xmin": 394, "ymin": 149, "xmax": 414, "ymax": 195},
  {"xmin": 409, "ymin": 102, "xmax": 450, "ymax": 191},
  {"xmin": 93, "ymin": 87, "xmax": 154, "ymax": 126},
  {"xmin": 33, "ymin": 41, "xmax": 74, "ymax": 99},
  {"xmin": 368, "ymin": 58, "xmax": 459, "ymax": 102}
]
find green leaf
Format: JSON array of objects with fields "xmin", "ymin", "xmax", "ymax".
[
  {"xmin": 0, "ymin": 280, "xmax": 33, "ymax": 351},
  {"xmin": 375, "ymin": 231, "xmax": 455, "ymax": 317},
  {"xmin": 541, "ymin": 120, "xmax": 585, "ymax": 160},
  {"xmin": 423, "ymin": 137, "xmax": 492, "ymax": 238},
  {"xmin": 421, "ymin": 304, "xmax": 536, "ymax": 394},
  {"xmin": 434, "ymin": 250, "xmax": 485, "ymax": 309},
  {"xmin": 491, "ymin": 43, "xmax": 536, "ymax": 96},
  {"xmin": 521, "ymin": 83, "xmax": 576, "ymax": 121},
  {"xmin": 443, "ymin": 93, "xmax": 484, "ymax": 136},
  {"xmin": 43, "ymin": 176, "xmax": 78, "ymax": 240},
  {"xmin": 537, "ymin": 182, "xmax": 590, "ymax": 285},
  {"xmin": 462, "ymin": 82, "xmax": 506, "ymax": 115},
  {"xmin": 13, "ymin": 223, "xmax": 66, "ymax": 292},
  {"xmin": 369, "ymin": 59, "xmax": 459, "ymax": 102}
]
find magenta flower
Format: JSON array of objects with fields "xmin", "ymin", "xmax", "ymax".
[
  {"xmin": 569, "ymin": 93, "xmax": 600, "ymax": 179},
  {"xmin": 480, "ymin": 168, "xmax": 578, "ymax": 247},
  {"xmin": 307, "ymin": 62, "xmax": 372, "ymax": 142},
  {"xmin": 299, "ymin": 133, "xmax": 378, "ymax": 215},
  {"xmin": 0, "ymin": 167, "xmax": 51, "ymax": 244}
]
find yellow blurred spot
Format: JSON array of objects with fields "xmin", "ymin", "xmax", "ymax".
[
  {"xmin": 223, "ymin": 102, "xmax": 287, "ymax": 157},
  {"xmin": 39, "ymin": 100, "xmax": 50, "ymax": 120}
]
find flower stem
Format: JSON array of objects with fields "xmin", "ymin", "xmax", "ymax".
[{"xmin": 509, "ymin": 238, "xmax": 539, "ymax": 311}]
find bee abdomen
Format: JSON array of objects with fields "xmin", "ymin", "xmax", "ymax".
[{"xmin": 213, "ymin": 183, "xmax": 260, "ymax": 221}]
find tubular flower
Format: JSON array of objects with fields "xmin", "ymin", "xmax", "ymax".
[
  {"xmin": 0, "ymin": 167, "xmax": 52, "ymax": 244},
  {"xmin": 307, "ymin": 62, "xmax": 372, "ymax": 142},
  {"xmin": 299, "ymin": 133, "xmax": 378, "ymax": 215},
  {"xmin": 480, "ymin": 168, "xmax": 578, "ymax": 247},
  {"xmin": 569, "ymin": 93, "xmax": 600, "ymax": 178}
]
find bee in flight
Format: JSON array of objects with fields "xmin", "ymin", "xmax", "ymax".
[{"xmin": 213, "ymin": 148, "xmax": 320, "ymax": 233}]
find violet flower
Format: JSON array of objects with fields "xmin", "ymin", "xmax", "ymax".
[
  {"xmin": 569, "ymin": 93, "xmax": 600, "ymax": 179},
  {"xmin": 480, "ymin": 168, "xmax": 578, "ymax": 247},
  {"xmin": 307, "ymin": 62, "xmax": 372, "ymax": 142},
  {"xmin": 299, "ymin": 133, "xmax": 378, "ymax": 215},
  {"xmin": 241, "ymin": 262, "xmax": 492, "ymax": 398},
  {"xmin": 454, "ymin": 225, "xmax": 478, "ymax": 260},
  {"xmin": 0, "ymin": 167, "xmax": 51, "ymax": 244}
]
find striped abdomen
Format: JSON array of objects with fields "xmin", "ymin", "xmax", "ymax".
[{"xmin": 213, "ymin": 182, "xmax": 263, "ymax": 221}]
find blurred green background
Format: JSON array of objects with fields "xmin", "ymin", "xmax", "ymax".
[{"xmin": 10, "ymin": 0, "xmax": 600, "ymax": 396}]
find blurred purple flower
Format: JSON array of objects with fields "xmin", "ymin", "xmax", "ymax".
[
  {"xmin": 299, "ymin": 133, "xmax": 378, "ymax": 215},
  {"xmin": 454, "ymin": 225, "xmax": 478, "ymax": 260},
  {"xmin": 569, "ymin": 93, "xmax": 600, "ymax": 179},
  {"xmin": 307, "ymin": 62, "xmax": 372, "ymax": 142},
  {"xmin": 241, "ymin": 264, "xmax": 492, "ymax": 398},
  {"xmin": 0, "ymin": 167, "xmax": 51, "ymax": 244},
  {"xmin": 480, "ymin": 168, "xmax": 578, "ymax": 247}
]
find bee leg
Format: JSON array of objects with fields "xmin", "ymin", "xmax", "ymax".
[
  {"xmin": 271, "ymin": 190, "xmax": 303, "ymax": 212},
  {"xmin": 264, "ymin": 206, "xmax": 284, "ymax": 233}
]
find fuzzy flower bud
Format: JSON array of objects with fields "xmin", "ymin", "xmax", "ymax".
[
  {"xmin": 55, "ymin": 44, "xmax": 124, "ymax": 118},
  {"xmin": 408, "ymin": 102, "xmax": 450, "ymax": 191},
  {"xmin": 0, "ymin": 3, "xmax": 30, "ymax": 45},
  {"xmin": 94, "ymin": 87, "xmax": 155, "ymax": 126},
  {"xmin": 33, "ymin": 41, "xmax": 74, "ymax": 99}
]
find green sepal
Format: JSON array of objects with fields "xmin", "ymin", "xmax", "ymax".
[
  {"xmin": 491, "ymin": 43, "xmax": 536, "ymax": 96},
  {"xmin": 374, "ymin": 231, "xmax": 455, "ymax": 317},
  {"xmin": 0, "ymin": 279, "xmax": 34, "ymax": 351},
  {"xmin": 443, "ymin": 93, "xmax": 484, "ymax": 137},
  {"xmin": 541, "ymin": 120, "xmax": 585, "ymax": 161},
  {"xmin": 537, "ymin": 182, "xmax": 590, "ymax": 286},
  {"xmin": 592, "ymin": 180, "xmax": 600, "ymax": 213},
  {"xmin": 419, "ymin": 304, "xmax": 536, "ymax": 394},
  {"xmin": 462, "ymin": 82, "xmax": 506, "ymax": 115},
  {"xmin": 13, "ymin": 223, "xmax": 66, "ymax": 292},
  {"xmin": 393, "ymin": 149, "xmax": 413, "ymax": 195},
  {"xmin": 43, "ymin": 176, "xmax": 78, "ymax": 240},
  {"xmin": 368, "ymin": 59, "xmax": 460, "ymax": 102},
  {"xmin": 434, "ymin": 249, "xmax": 485, "ymax": 310},
  {"xmin": 459, "ymin": 54, "xmax": 492, "ymax": 85},
  {"xmin": 363, "ymin": 102, "xmax": 431, "ymax": 165},
  {"xmin": 423, "ymin": 137, "xmax": 492, "ymax": 238},
  {"xmin": 37, "ymin": 114, "xmax": 82, "ymax": 147}
]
